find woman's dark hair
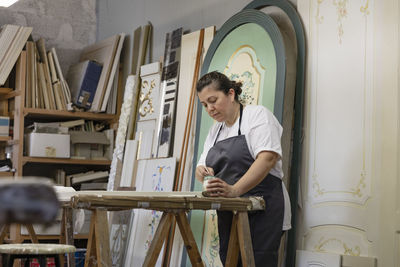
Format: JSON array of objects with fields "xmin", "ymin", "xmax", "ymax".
[{"xmin": 196, "ymin": 71, "xmax": 242, "ymax": 101}]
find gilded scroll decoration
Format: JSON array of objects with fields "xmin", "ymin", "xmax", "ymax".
[
  {"xmin": 314, "ymin": 237, "xmax": 361, "ymax": 256},
  {"xmin": 360, "ymin": 0, "xmax": 370, "ymax": 16},
  {"xmin": 139, "ymin": 80, "xmax": 156, "ymax": 117},
  {"xmin": 316, "ymin": 0, "xmax": 325, "ymax": 24},
  {"xmin": 333, "ymin": 0, "xmax": 349, "ymax": 44}
]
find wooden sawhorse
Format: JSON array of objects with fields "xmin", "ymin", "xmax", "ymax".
[{"xmin": 71, "ymin": 192, "xmax": 265, "ymax": 267}]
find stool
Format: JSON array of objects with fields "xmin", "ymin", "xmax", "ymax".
[{"xmin": 0, "ymin": 243, "xmax": 76, "ymax": 267}]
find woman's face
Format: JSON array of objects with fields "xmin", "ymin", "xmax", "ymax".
[{"xmin": 198, "ymin": 85, "xmax": 235, "ymax": 122}]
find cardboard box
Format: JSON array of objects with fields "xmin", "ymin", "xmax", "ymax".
[
  {"xmin": 70, "ymin": 131, "xmax": 110, "ymax": 159},
  {"xmin": 25, "ymin": 133, "xmax": 70, "ymax": 158}
]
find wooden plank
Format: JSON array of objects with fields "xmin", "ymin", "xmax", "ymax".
[
  {"xmin": 60, "ymin": 207, "xmax": 75, "ymax": 267},
  {"xmin": 0, "ymin": 88, "xmax": 12, "ymax": 94},
  {"xmin": 236, "ymin": 211, "xmax": 255, "ymax": 267},
  {"xmin": 23, "ymin": 157, "xmax": 111, "ymax": 165},
  {"xmin": 23, "ymin": 107, "xmax": 115, "ymax": 121},
  {"xmin": 23, "ymin": 224, "xmax": 39, "ymax": 243},
  {"xmin": 142, "ymin": 212, "xmax": 173, "ymax": 267},
  {"xmin": 225, "ymin": 213, "xmax": 240, "ymax": 267},
  {"xmin": 84, "ymin": 211, "xmax": 97, "ymax": 267},
  {"xmin": 0, "ymin": 90, "xmax": 21, "ymax": 100},
  {"xmin": 0, "ymin": 136, "xmax": 11, "ymax": 142},
  {"xmin": 72, "ymin": 194, "xmax": 262, "ymax": 212},
  {"xmin": 94, "ymin": 210, "xmax": 111, "ymax": 267},
  {"xmin": 0, "ymin": 224, "xmax": 10, "ymax": 243},
  {"xmin": 174, "ymin": 212, "xmax": 204, "ymax": 267},
  {"xmin": 13, "ymin": 51, "xmax": 26, "ymax": 178}
]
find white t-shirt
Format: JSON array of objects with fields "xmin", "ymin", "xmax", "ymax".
[{"xmin": 197, "ymin": 105, "xmax": 291, "ymax": 230}]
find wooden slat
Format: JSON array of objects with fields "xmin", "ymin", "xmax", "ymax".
[
  {"xmin": 226, "ymin": 213, "xmax": 240, "ymax": 267},
  {"xmin": 0, "ymin": 90, "xmax": 21, "ymax": 100},
  {"xmin": 23, "ymin": 224, "xmax": 39, "ymax": 243},
  {"xmin": 0, "ymin": 88, "xmax": 12, "ymax": 94},
  {"xmin": 71, "ymin": 194, "xmax": 263, "ymax": 212},
  {"xmin": 23, "ymin": 108, "xmax": 115, "ymax": 121},
  {"xmin": 84, "ymin": 211, "xmax": 97, "ymax": 267},
  {"xmin": 0, "ymin": 136, "xmax": 11, "ymax": 141},
  {"xmin": 0, "ymin": 224, "xmax": 10, "ymax": 243},
  {"xmin": 143, "ymin": 212, "xmax": 173, "ymax": 267},
  {"xmin": 94, "ymin": 210, "xmax": 111, "ymax": 267},
  {"xmin": 237, "ymin": 211, "xmax": 255, "ymax": 267},
  {"xmin": 174, "ymin": 212, "xmax": 204, "ymax": 267},
  {"xmin": 23, "ymin": 157, "xmax": 111, "ymax": 165}
]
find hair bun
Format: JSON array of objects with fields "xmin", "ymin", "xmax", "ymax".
[{"xmin": 232, "ymin": 81, "xmax": 243, "ymax": 96}]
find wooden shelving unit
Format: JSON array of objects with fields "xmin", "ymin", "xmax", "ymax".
[{"xmin": 1, "ymin": 52, "xmax": 119, "ymax": 243}]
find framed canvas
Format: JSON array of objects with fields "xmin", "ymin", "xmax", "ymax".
[
  {"xmin": 188, "ymin": 8, "xmax": 288, "ymax": 267},
  {"xmin": 123, "ymin": 157, "xmax": 177, "ymax": 266}
]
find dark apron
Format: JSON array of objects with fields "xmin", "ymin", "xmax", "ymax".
[{"xmin": 205, "ymin": 104, "xmax": 284, "ymax": 267}]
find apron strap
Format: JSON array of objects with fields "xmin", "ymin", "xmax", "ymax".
[{"xmin": 213, "ymin": 103, "xmax": 243, "ymax": 146}]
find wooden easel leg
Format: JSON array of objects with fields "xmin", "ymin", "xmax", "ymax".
[
  {"xmin": 0, "ymin": 224, "xmax": 10, "ymax": 243},
  {"xmin": 225, "ymin": 212, "xmax": 239, "ymax": 267},
  {"xmin": 23, "ymin": 224, "xmax": 38, "ymax": 243},
  {"xmin": 174, "ymin": 212, "xmax": 204, "ymax": 267},
  {"xmin": 84, "ymin": 211, "xmax": 97, "ymax": 267},
  {"xmin": 143, "ymin": 212, "xmax": 173, "ymax": 267},
  {"xmin": 60, "ymin": 207, "xmax": 75, "ymax": 267},
  {"xmin": 237, "ymin": 211, "xmax": 255, "ymax": 267},
  {"xmin": 94, "ymin": 210, "xmax": 111, "ymax": 267}
]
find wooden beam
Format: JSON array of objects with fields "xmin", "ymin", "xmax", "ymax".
[
  {"xmin": 94, "ymin": 210, "xmax": 111, "ymax": 267},
  {"xmin": 174, "ymin": 212, "xmax": 204, "ymax": 267},
  {"xmin": 226, "ymin": 212, "xmax": 240, "ymax": 267},
  {"xmin": 237, "ymin": 211, "xmax": 255, "ymax": 267},
  {"xmin": 23, "ymin": 224, "xmax": 38, "ymax": 243},
  {"xmin": 0, "ymin": 224, "xmax": 10, "ymax": 243},
  {"xmin": 143, "ymin": 212, "xmax": 173, "ymax": 267}
]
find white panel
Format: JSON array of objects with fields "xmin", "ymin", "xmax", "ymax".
[
  {"xmin": 304, "ymin": 226, "xmax": 372, "ymax": 257},
  {"xmin": 138, "ymin": 62, "xmax": 161, "ymax": 121},
  {"xmin": 120, "ymin": 140, "xmax": 138, "ymax": 187},
  {"xmin": 296, "ymin": 250, "xmax": 341, "ymax": 267},
  {"xmin": 341, "ymin": 255, "xmax": 376, "ymax": 267},
  {"xmin": 135, "ymin": 120, "xmax": 156, "ymax": 159},
  {"xmin": 307, "ymin": 0, "xmax": 374, "ymax": 205}
]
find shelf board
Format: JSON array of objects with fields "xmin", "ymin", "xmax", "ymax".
[
  {"xmin": 0, "ymin": 136, "xmax": 11, "ymax": 141},
  {"xmin": 0, "ymin": 172, "xmax": 13, "ymax": 177},
  {"xmin": 23, "ymin": 157, "xmax": 111, "ymax": 165},
  {"xmin": 23, "ymin": 108, "xmax": 115, "ymax": 121},
  {"xmin": 0, "ymin": 87, "xmax": 12, "ymax": 94},
  {"xmin": 18, "ymin": 234, "xmax": 89, "ymax": 240}
]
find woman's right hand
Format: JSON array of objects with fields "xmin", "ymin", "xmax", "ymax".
[{"xmin": 195, "ymin": 165, "xmax": 214, "ymax": 182}]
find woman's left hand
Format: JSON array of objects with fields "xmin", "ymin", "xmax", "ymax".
[{"xmin": 205, "ymin": 178, "xmax": 241, "ymax": 198}]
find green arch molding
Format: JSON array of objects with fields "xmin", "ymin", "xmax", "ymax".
[
  {"xmin": 200, "ymin": 9, "xmax": 286, "ymax": 122},
  {"xmin": 244, "ymin": 1, "xmax": 306, "ymax": 267}
]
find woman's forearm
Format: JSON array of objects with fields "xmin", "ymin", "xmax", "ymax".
[{"xmin": 233, "ymin": 151, "xmax": 278, "ymax": 196}]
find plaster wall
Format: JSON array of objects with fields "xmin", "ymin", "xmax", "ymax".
[
  {"xmin": 96, "ymin": 0, "xmax": 297, "ymax": 82},
  {"xmin": 0, "ymin": 0, "xmax": 97, "ymax": 74}
]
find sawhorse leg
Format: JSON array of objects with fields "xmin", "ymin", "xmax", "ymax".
[
  {"xmin": 225, "ymin": 211, "xmax": 255, "ymax": 267},
  {"xmin": 143, "ymin": 212, "xmax": 174, "ymax": 267},
  {"xmin": 143, "ymin": 211, "xmax": 204, "ymax": 267},
  {"xmin": 174, "ymin": 212, "xmax": 204, "ymax": 267},
  {"xmin": 60, "ymin": 207, "xmax": 75, "ymax": 267},
  {"xmin": 84, "ymin": 209, "xmax": 111, "ymax": 267}
]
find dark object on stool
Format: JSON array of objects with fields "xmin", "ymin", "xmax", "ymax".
[
  {"xmin": 0, "ymin": 243, "xmax": 76, "ymax": 267},
  {"xmin": 0, "ymin": 179, "xmax": 60, "ymax": 225}
]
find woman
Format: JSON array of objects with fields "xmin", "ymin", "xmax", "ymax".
[{"xmin": 195, "ymin": 71, "xmax": 291, "ymax": 267}]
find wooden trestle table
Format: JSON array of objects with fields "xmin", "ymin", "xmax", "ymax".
[{"xmin": 70, "ymin": 191, "xmax": 265, "ymax": 267}]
